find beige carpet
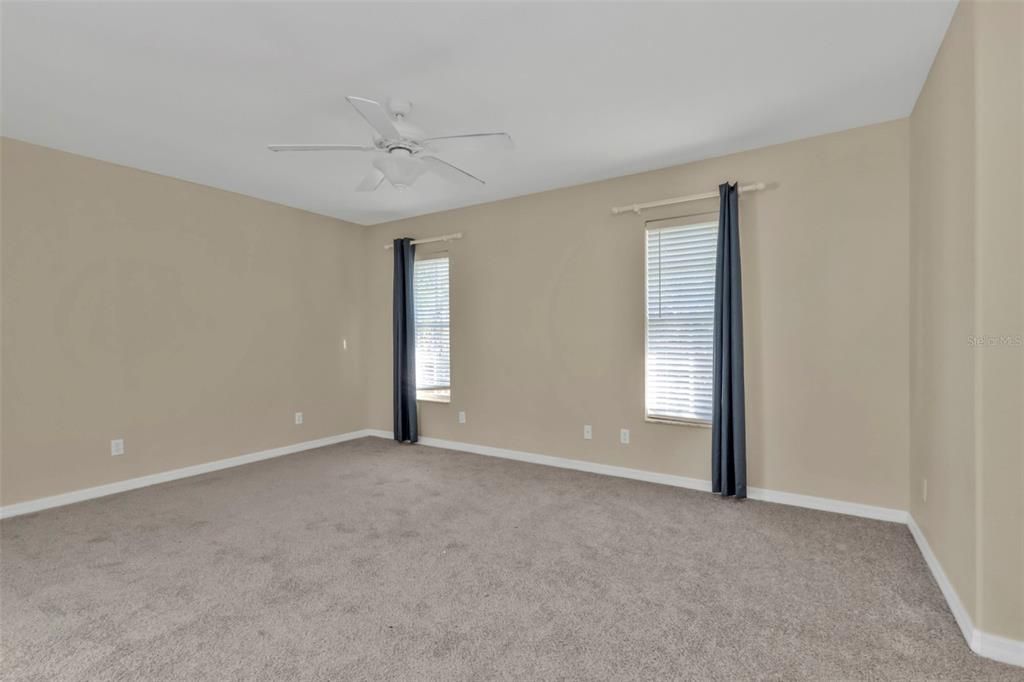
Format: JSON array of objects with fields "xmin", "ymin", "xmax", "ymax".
[{"xmin": 1, "ymin": 437, "xmax": 1019, "ymax": 680}]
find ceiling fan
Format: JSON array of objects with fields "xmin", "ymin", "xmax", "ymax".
[{"xmin": 268, "ymin": 96, "xmax": 513, "ymax": 192}]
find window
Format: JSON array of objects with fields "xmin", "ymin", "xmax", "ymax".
[
  {"xmin": 414, "ymin": 256, "xmax": 450, "ymax": 402},
  {"xmin": 645, "ymin": 221, "xmax": 717, "ymax": 424}
]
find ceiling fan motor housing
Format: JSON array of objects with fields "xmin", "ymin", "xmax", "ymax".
[{"xmin": 379, "ymin": 116, "xmax": 426, "ymax": 153}]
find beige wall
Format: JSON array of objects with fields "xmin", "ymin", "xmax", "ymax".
[
  {"xmin": 0, "ymin": 139, "xmax": 368, "ymax": 505},
  {"xmin": 0, "ymin": 123, "xmax": 915, "ymax": 515},
  {"xmin": 364, "ymin": 120, "xmax": 911, "ymax": 511},
  {"xmin": 909, "ymin": 0, "xmax": 1024, "ymax": 641},
  {"xmin": 909, "ymin": 0, "xmax": 979, "ymax": 622},
  {"xmin": 0, "ymin": 140, "xmax": 6, "ymax": 507},
  {"xmin": 972, "ymin": 0, "xmax": 1023, "ymax": 643}
]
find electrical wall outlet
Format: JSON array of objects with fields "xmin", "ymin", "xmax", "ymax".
[
  {"xmin": 111, "ymin": 439, "xmax": 124, "ymax": 456},
  {"xmin": 583, "ymin": 425, "xmax": 592, "ymax": 440},
  {"xmin": 458, "ymin": 411, "xmax": 466, "ymax": 424},
  {"xmin": 294, "ymin": 412, "xmax": 303, "ymax": 425},
  {"xmin": 620, "ymin": 428, "xmax": 630, "ymax": 445}
]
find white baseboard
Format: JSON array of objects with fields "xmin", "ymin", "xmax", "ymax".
[
  {"xmin": 746, "ymin": 486, "xmax": 908, "ymax": 523},
  {"xmin": 908, "ymin": 515, "xmax": 1024, "ymax": 667},
  {"xmin": 906, "ymin": 515, "xmax": 976, "ymax": 647},
  {"xmin": 420, "ymin": 433, "xmax": 714, "ymax": 493},
  {"xmin": 366, "ymin": 430, "xmax": 906, "ymax": 523},
  {"xmin": 0, "ymin": 429, "xmax": 376, "ymax": 520},
  {"xmin": 974, "ymin": 631, "xmax": 1024, "ymax": 669}
]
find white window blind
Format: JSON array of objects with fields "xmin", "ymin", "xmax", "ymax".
[
  {"xmin": 414, "ymin": 256, "xmax": 450, "ymax": 402},
  {"xmin": 645, "ymin": 221, "xmax": 718, "ymax": 423}
]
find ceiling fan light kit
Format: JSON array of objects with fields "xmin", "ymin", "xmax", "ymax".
[
  {"xmin": 373, "ymin": 150, "xmax": 423, "ymax": 191},
  {"xmin": 268, "ymin": 96, "xmax": 513, "ymax": 192}
]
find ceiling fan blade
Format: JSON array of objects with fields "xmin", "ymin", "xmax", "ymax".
[
  {"xmin": 356, "ymin": 168, "xmax": 385, "ymax": 192},
  {"xmin": 268, "ymin": 144, "xmax": 374, "ymax": 152},
  {"xmin": 346, "ymin": 96, "xmax": 400, "ymax": 140},
  {"xmin": 423, "ymin": 132, "xmax": 514, "ymax": 151},
  {"xmin": 422, "ymin": 156, "xmax": 485, "ymax": 185}
]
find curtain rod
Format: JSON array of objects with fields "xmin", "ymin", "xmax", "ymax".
[
  {"xmin": 383, "ymin": 232, "xmax": 463, "ymax": 250},
  {"xmin": 610, "ymin": 182, "xmax": 766, "ymax": 215}
]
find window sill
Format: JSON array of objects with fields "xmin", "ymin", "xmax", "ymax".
[
  {"xmin": 417, "ymin": 389, "xmax": 451, "ymax": 404},
  {"xmin": 645, "ymin": 416, "xmax": 711, "ymax": 429}
]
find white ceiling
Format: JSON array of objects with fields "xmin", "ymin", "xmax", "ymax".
[{"xmin": 2, "ymin": 1, "xmax": 955, "ymax": 226}]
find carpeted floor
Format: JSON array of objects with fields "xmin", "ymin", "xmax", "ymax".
[{"xmin": 1, "ymin": 437, "xmax": 1020, "ymax": 681}]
